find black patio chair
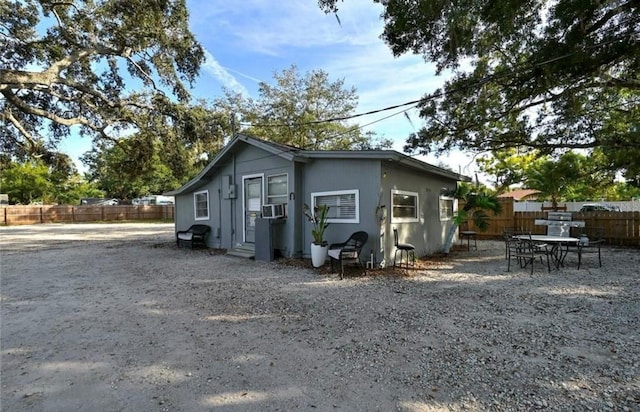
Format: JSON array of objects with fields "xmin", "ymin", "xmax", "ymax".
[
  {"xmin": 502, "ymin": 227, "xmax": 524, "ymax": 259},
  {"xmin": 507, "ymin": 233, "xmax": 551, "ymax": 275},
  {"xmin": 564, "ymin": 227, "xmax": 605, "ymax": 269},
  {"xmin": 328, "ymin": 231, "xmax": 368, "ymax": 279},
  {"xmin": 393, "ymin": 228, "xmax": 415, "ymax": 268}
]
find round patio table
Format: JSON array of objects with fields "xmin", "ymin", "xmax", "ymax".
[{"xmin": 516, "ymin": 235, "xmax": 580, "ymax": 268}]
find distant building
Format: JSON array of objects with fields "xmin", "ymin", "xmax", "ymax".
[
  {"xmin": 498, "ymin": 189, "xmax": 540, "ymax": 201},
  {"xmin": 80, "ymin": 198, "xmax": 119, "ymax": 205},
  {"xmin": 132, "ymin": 195, "xmax": 174, "ymax": 206},
  {"xmin": 0, "ymin": 194, "xmax": 8, "ymax": 205}
]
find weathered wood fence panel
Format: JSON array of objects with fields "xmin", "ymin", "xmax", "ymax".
[
  {"xmin": 1, "ymin": 205, "xmax": 174, "ymax": 225},
  {"xmin": 463, "ymin": 198, "xmax": 639, "ymax": 246}
]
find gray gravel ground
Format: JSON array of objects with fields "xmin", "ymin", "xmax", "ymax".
[{"xmin": 1, "ymin": 223, "xmax": 639, "ymax": 411}]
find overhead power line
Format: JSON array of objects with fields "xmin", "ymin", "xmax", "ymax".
[{"xmin": 237, "ymin": 37, "xmax": 631, "ymax": 130}]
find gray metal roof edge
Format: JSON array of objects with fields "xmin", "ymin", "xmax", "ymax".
[
  {"xmin": 165, "ymin": 134, "xmax": 302, "ymax": 196},
  {"xmin": 300, "ymin": 150, "xmax": 471, "ymax": 181},
  {"xmin": 238, "ymin": 134, "xmax": 301, "ymax": 161}
]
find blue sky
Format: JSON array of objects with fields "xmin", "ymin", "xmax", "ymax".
[{"xmin": 63, "ymin": 0, "xmax": 481, "ymax": 179}]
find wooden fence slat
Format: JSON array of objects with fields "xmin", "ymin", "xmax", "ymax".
[
  {"xmin": 1, "ymin": 205, "xmax": 175, "ymax": 225},
  {"xmin": 460, "ymin": 198, "xmax": 639, "ymax": 247}
]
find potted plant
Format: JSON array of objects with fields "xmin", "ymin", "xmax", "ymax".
[{"xmin": 303, "ymin": 203, "xmax": 330, "ymax": 267}]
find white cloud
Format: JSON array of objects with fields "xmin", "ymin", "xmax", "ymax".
[
  {"xmin": 190, "ymin": 0, "xmax": 383, "ymax": 54},
  {"xmin": 201, "ymin": 50, "xmax": 249, "ymax": 95},
  {"xmin": 187, "ymin": 1, "xmax": 484, "ymax": 180}
]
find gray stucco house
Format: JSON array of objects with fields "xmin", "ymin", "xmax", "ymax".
[{"xmin": 166, "ymin": 134, "xmax": 470, "ymax": 266}]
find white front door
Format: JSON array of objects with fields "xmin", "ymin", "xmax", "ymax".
[{"xmin": 244, "ymin": 177, "xmax": 262, "ymax": 243}]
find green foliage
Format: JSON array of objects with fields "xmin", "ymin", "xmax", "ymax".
[
  {"xmin": 1, "ymin": 0, "xmax": 204, "ymax": 166},
  {"xmin": 0, "ymin": 160, "xmax": 102, "ymax": 204},
  {"xmin": 82, "ymin": 99, "xmax": 228, "ymax": 197},
  {"xmin": 606, "ymin": 182, "xmax": 640, "ymax": 201},
  {"xmin": 478, "ymin": 149, "xmax": 640, "ymax": 200},
  {"xmin": 476, "ymin": 149, "xmax": 537, "ymax": 194},
  {"xmin": 303, "ymin": 204, "xmax": 330, "ymax": 245},
  {"xmin": 441, "ymin": 182, "xmax": 502, "ymax": 254},
  {"xmin": 83, "ymin": 136, "xmax": 187, "ymax": 200},
  {"xmin": 0, "ymin": 161, "xmax": 52, "ymax": 204},
  {"xmin": 524, "ymin": 152, "xmax": 589, "ymax": 207},
  {"xmin": 216, "ymin": 65, "xmax": 392, "ymax": 150},
  {"xmin": 319, "ymin": 0, "xmax": 640, "ymax": 180},
  {"xmin": 447, "ymin": 182, "xmax": 502, "ymax": 231},
  {"xmin": 522, "ymin": 151, "xmax": 623, "ymax": 204}
]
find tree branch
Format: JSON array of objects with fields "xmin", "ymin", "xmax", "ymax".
[
  {"xmin": 584, "ymin": 1, "xmax": 634, "ymax": 36},
  {"xmin": 603, "ymin": 77, "xmax": 640, "ymax": 90},
  {"xmin": 125, "ymin": 56, "xmax": 159, "ymax": 91},
  {"xmin": 4, "ymin": 110, "xmax": 39, "ymax": 152},
  {"xmin": 2, "ymin": 90, "xmax": 99, "ymax": 130}
]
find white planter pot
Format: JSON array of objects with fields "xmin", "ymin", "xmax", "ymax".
[{"xmin": 310, "ymin": 243, "xmax": 328, "ymax": 268}]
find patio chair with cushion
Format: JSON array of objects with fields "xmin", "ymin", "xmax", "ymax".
[
  {"xmin": 176, "ymin": 224, "xmax": 211, "ymax": 249},
  {"xmin": 328, "ymin": 231, "xmax": 368, "ymax": 279}
]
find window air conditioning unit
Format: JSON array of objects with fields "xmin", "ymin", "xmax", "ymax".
[{"xmin": 262, "ymin": 204, "xmax": 285, "ymax": 219}]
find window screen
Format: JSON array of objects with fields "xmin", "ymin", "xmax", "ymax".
[
  {"xmin": 391, "ymin": 190, "xmax": 419, "ymax": 222},
  {"xmin": 267, "ymin": 174, "xmax": 288, "ymax": 204},
  {"xmin": 312, "ymin": 190, "xmax": 359, "ymax": 223},
  {"xmin": 194, "ymin": 190, "xmax": 209, "ymax": 220},
  {"xmin": 439, "ymin": 196, "xmax": 454, "ymax": 221}
]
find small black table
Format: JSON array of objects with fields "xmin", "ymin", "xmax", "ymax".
[{"xmin": 460, "ymin": 230, "xmax": 477, "ymax": 251}]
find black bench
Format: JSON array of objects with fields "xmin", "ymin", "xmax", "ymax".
[{"xmin": 176, "ymin": 224, "xmax": 211, "ymax": 249}]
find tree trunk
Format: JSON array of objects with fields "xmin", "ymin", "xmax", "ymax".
[{"xmin": 443, "ymin": 223, "xmax": 459, "ymax": 255}]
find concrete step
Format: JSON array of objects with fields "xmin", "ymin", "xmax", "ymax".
[{"xmin": 227, "ymin": 244, "xmax": 255, "ymax": 259}]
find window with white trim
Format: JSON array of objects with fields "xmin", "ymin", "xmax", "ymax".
[
  {"xmin": 194, "ymin": 190, "xmax": 209, "ymax": 220},
  {"xmin": 312, "ymin": 190, "xmax": 359, "ymax": 223},
  {"xmin": 267, "ymin": 174, "xmax": 288, "ymax": 204},
  {"xmin": 439, "ymin": 196, "xmax": 454, "ymax": 221},
  {"xmin": 391, "ymin": 189, "xmax": 419, "ymax": 222}
]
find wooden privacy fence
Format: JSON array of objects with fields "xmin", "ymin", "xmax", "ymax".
[
  {"xmin": 463, "ymin": 198, "xmax": 640, "ymax": 246},
  {"xmin": 1, "ymin": 205, "xmax": 175, "ymax": 225}
]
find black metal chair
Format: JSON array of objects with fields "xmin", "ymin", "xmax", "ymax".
[
  {"xmin": 328, "ymin": 231, "xmax": 368, "ymax": 279},
  {"xmin": 393, "ymin": 228, "xmax": 415, "ymax": 268},
  {"xmin": 564, "ymin": 227, "xmax": 605, "ymax": 269},
  {"xmin": 502, "ymin": 227, "xmax": 523, "ymax": 259},
  {"xmin": 507, "ymin": 233, "xmax": 551, "ymax": 275},
  {"xmin": 176, "ymin": 224, "xmax": 211, "ymax": 249}
]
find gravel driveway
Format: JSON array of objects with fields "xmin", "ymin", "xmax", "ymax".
[{"xmin": 1, "ymin": 223, "xmax": 639, "ymax": 411}]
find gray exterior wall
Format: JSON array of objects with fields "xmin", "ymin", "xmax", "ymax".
[
  {"xmin": 175, "ymin": 165, "xmax": 228, "ymax": 249},
  {"xmin": 380, "ymin": 163, "xmax": 458, "ymax": 265},
  {"xmin": 298, "ymin": 158, "xmax": 382, "ymax": 260},
  {"xmin": 232, "ymin": 143, "xmax": 295, "ymax": 254},
  {"xmin": 175, "ymin": 141, "xmax": 296, "ymax": 254},
  {"xmin": 174, "ymin": 139, "xmax": 461, "ymax": 265}
]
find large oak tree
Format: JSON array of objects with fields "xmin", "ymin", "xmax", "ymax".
[
  {"xmin": 1, "ymin": 0, "xmax": 205, "ymax": 165},
  {"xmin": 319, "ymin": 0, "xmax": 640, "ymax": 181},
  {"xmin": 216, "ymin": 65, "xmax": 393, "ymax": 150}
]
